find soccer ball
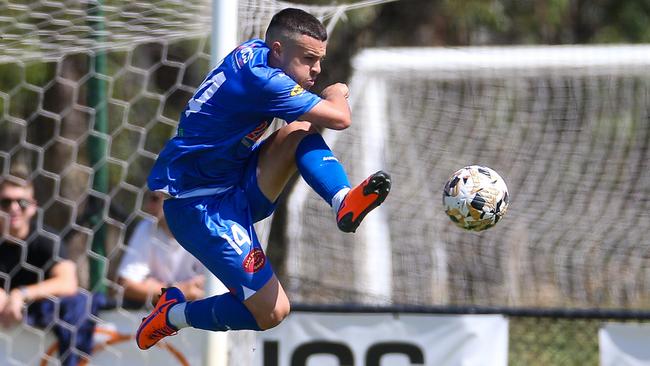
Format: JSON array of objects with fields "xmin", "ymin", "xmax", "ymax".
[{"xmin": 442, "ymin": 165, "xmax": 509, "ymax": 231}]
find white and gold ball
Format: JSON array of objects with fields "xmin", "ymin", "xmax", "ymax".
[{"xmin": 442, "ymin": 165, "xmax": 509, "ymax": 231}]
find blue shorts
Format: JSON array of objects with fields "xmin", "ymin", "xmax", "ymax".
[{"xmin": 163, "ymin": 147, "xmax": 276, "ymax": 301}]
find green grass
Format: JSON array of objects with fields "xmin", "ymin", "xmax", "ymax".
[{"xmin": 509, "ymin": 317, "xmax": 601, "ymax": 366}]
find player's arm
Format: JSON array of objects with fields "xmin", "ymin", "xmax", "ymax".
[{"xmin": 297, "ymin": 83, "xmax": 351, "ymax": 130}]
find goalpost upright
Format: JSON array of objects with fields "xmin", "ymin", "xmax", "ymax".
[{"xmin": 205, "ymin": 3, "xmax": 238, "ymax": 366}]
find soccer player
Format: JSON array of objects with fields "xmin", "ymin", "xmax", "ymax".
[{"xmin": 136, "ymin": 8, "xmax": 391, "ymax": 349}]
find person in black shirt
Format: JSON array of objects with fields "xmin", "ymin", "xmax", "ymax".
[{"xmin": 0, "ymin": 167, "xmax": 96, "ymax": 366}]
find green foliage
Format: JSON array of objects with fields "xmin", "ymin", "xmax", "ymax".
[
  {"xmin": 0, "ymin": 63, "xmax": 24, "ymax": 93},
  {"xmin": 9, "ymin": 86, "xmax": 39, "ymax": 120},
  {"xmin": 167, "ymin": 38, "xmax": 204, "ymax": 64},
  {"xmin": 112, "ymin": 69, "xmax": 145, "ymax": 102},
  {"xmin": 128, "ymin": 96, "xmax": 160, "ymax": 128},
  {"xmin": 144, "ymin": 121, "xmax": 175, "ymax": 154},
  {"xmin": 442, "ymin": 0, "xmax": 508, "ymax": 33},
  {"xmin": 593, "ymin": 1, "xmax": 650, "ymax": 42},
  {"xmin": 25, "ymin": 62, "xmax": 56, "ymax": 87},
  {"xmin": 106, "ymin": 51, "xmax": 128, "ymax": 77},
  {"xmin": 110, "ymin": 127, "xmax": 141, "ymax": 161},
  {"xmin": 342, "ymin": 0, "xmax": 650, "ymax": 47}
]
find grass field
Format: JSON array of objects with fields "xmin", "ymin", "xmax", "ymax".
[{"xmin": 509, "ymin": 317, "xmax": 602, "ymax": 366}]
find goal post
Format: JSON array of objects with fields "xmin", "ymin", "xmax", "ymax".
[
  {"xmin": 351, "ymin": 45, "xmax": 650, "ymax": 77},
  {"xmin": 205, "ymin": 1, "xmax": 238, "ymax": 366}
]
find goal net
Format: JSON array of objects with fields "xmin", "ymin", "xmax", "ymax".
[
  {"xmin": 285, "ymin": 45, "xmax": 650, "ymax": 310},
  {"xmin": 3, "ymin": 0, "xmax": 649, "ymax": 362},
  {"xmin": 0, "ymin": 0, "xmax": 391, "ymax": 364}
]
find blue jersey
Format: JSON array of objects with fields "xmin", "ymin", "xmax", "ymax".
[{"xmin": 148, "ymin": 39, "xmax": 322, "ymax": 197}]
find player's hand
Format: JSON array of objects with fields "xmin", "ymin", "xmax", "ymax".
[
  {"xmin": 301, "ymin": 82, "xmax": 352, "ymax": 130},
  {"xmin": 322, "ymin": 83, "xmax": 349, "ymax": 100}
]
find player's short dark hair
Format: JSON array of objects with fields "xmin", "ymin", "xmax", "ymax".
[{"xmin": 265, "ymin": 8, "xmax": 327, "ymax": 43}]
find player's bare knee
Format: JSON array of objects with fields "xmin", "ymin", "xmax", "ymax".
[
  {"xmin": 284, "ymin": 122, "xmax": 321, "ymax": 149},
  {"xmin": 281, "ymin": 120, "xmax": 318, "ymax": 137},
  {"xmin": 255, "ymin": 300, "xmax": 290, "ymax": 330},
  {"xmin": 284, "ymin": 120, "xmax": 314, "ymax": 134}
]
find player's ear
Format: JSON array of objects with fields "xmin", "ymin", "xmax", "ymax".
[{"xmin": 270, "ymin": 40, "xmax": 283, "ymax": 60}]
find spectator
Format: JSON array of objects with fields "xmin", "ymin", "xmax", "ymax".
[
  {"xmin": 0, "ymin": 166, "xmax": 96, "ymax": 366},
  {"xmin": 117, "ymin": 190, "xmax": 207, "ymax": 308}
]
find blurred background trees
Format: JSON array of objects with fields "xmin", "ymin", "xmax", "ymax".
[{"xmin": 316, "ymin": 0, "xmax": 650, "ymax": 90}]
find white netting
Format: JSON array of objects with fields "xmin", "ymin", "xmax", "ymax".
[
  {"xmin": 285, "ymin": 45, "xmax": 650, "ymax": 309},
  {"xmin": 0, "ymin": 0, "xmax": 388, "ymax": 62},
  {"xmin": 0, "ymin": 0, "xmax": 211, "ymax": 62},
  {"xmin": 0, "ymin": 0, "xmax": 398, "ymax": 364}
]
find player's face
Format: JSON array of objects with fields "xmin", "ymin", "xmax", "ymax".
[
  {"xmin": 0, "ymin": 184, "xmax": 36, "ymax": 237},
  {"xmin": 279, "ymin": 34, "xmax": 326, "ymax": 90}
]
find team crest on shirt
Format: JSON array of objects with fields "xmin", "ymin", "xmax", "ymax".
[
  {"xmin": 234, "ymin": 45, "xmax": 254, "ymax": 69},
  {"xmin": 290, "ymin": 84, "xmax": 305, "ymax": 96},
  {"xmin": 243, "ymin": 248, "xmax": 266, "ymax": 273}
]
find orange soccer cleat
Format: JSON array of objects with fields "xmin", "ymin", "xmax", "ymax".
[
  {"xmin": 136, "ymin": 287, "xmax": 186, "ymax": 350},
  {"xmin": 337, "ymin": 170, "xmax": 391, "ymax": 233}
]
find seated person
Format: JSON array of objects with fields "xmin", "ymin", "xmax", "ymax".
[
  {"xmin": 117, "ymin": 191, "xmax": 207, "ymax": 307},
  {"xmin": 0, "ymin": 166, "xmax": 96, "ymax": 366}
]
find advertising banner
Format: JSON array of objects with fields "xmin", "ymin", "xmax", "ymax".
[
  {"xmin": 600, "ymin": 323, "xmax": 650, "ymax": 366},
  {"xmin": 255, "ymin": 312, "xmax": 508, "ymax": 366}
]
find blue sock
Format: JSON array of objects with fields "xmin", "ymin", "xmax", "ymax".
[
  {"xmin": 295, "ymin": 133, "xmax": 350, "ymax": 206},
  {"xmin": 185, "ymin": 293, "xmax": 261, "ymax": 331}
]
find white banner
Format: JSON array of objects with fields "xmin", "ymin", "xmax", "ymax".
[
  {"xmin": 600, "ymin": 323, "xmax": 650, "ymax": 366},
  {"xmin": 254, "ymin": 312, "xmax": 508, "ymax": 366}
]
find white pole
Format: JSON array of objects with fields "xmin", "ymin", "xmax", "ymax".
[
  {"xmin": 358, "ymin": 77, "xmax": 392, "ymax": 304},
  {"xmin": 205, "ymin": 2, "xmax": 238, "ymax": 366},
  {"xmin": 211, "ymin": 0, "xmax": 238, "ymax": 69}
]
